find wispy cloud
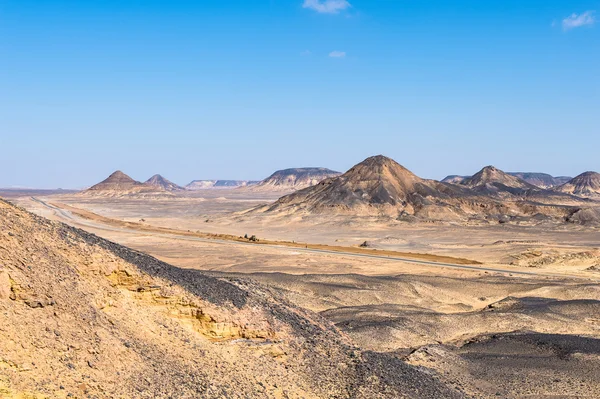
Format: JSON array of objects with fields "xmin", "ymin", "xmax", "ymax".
[
  {"xmin": 562, "ymin": 11, "xmax": 596, "ymax": 30},
  {"xmin": 301, "ymin": 50, "xmax": 312, "ymax": 56},
  {"xmin": 303, "ymin": 0, "xmax": 351, "ymax": 14},
  {"xmin": 329, "ymin": 51, "xmax": 346, "ymax": 58}
]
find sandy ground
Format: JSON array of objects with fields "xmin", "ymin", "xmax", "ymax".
[{"xmin": 9, "ymin": 191, "xmax": 600, "ymax": 398}]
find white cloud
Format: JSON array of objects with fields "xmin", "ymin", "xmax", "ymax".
[
  {"xmin": 329, "ymin": 51, "xmax": 346, "ymax": 58},
  {"xmin": 303, "ymin": 0, "xmax": 351, "ymax": 14},
  {"xmin": 562, "ymin": 11, "xmax": 596, "ymax": 30}
]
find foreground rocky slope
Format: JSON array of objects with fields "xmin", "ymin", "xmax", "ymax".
[{"xmin": 0, "ymin": 198, "xmax": 462, "ymax": 398}]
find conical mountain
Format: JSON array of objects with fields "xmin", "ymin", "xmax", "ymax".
[
  {"xmin": 555, "ymin": 172, "xmax": 600, "ymax": 198},
  {"xmin": 90, "ymin": 170, "xmax": 138, "ymax": 189},
  {"xmin": 262, "ymin": 155, "xmax": 472, "ymax": 218},
  {"xmin": 252, "ymin": 167, "xmax": 341, "ymax": 191},
  {"xmin": 145, "ymin": 174, "xmax": 184, "ymax": 191},
  {"xmin": 83, "ymin": 170, "xmax": 168, "ymax": 196}
]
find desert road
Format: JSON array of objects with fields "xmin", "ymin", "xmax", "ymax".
[{"xmin": 31, "ymin": 197, "xmax": 599, "ymax": 281}]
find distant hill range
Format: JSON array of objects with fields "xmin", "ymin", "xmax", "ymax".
[
  {"xmin": 250, "ymin": 167, "xmax": 341, "ymax": 191},
  {"xmin": 554, "ymin": 172, "xmax": 600, "ymax": 198},
  {"xmin": 250, "ymin": 155, "xmax": 598, "ymax": 225},
  {"xmin": 81, "ymin": 171, "xmax": 172, "ymax": 197},
  {"xmin": 145, "ymin": 174, "xmax": 185, "ymax": 192},
  {"xmin": 443, "ymin": 172, "xmax": 572, "ymax": 189},
  {"xmin": 185, "ymin": 180, "xmax": 259, "ymax": 190}
]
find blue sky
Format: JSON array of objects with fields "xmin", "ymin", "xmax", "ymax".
[{"xmin": 1, "ymin": 0, "xmax": 598, "ymax": 188}]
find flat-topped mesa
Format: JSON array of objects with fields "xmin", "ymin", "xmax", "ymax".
[
  {"xmin": 252, "ymin": 167, "xmax": 341, "ymax": 191},
  {"xmin": 186, "ymin": 180, "xmax": 257, "ymax": 190},
  {"xmin": 555, "ymin": 171, "xmax": 600, "ymax": 198},
  {"xmin": 508, "ymin": 173, "xmax": 572, "ymax": 189},
  {"xmin": 442, "ymin": 175, "xmax": 468, "ymax": 184},
  {"xmin": 145, "ymin": 174, "xmax": 184, "ymax": 191}
]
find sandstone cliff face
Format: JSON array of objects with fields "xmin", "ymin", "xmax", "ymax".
[{"xmin": 0, "ymin": 198, "xmax": 462, "ymax": 398}]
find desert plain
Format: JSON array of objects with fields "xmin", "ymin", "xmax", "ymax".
[{"xmin": 5, "ymin": 165, "xmax": 600, "ymax": 398}]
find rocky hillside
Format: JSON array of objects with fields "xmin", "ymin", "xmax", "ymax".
[
  {"xmin": 252, "ymin": 168, "xmax": 341, "ymax": 191},
  {"xmin": 251, "ymin": 156, "xmax": 586, "ymax": 223},
  {"xmin": 82, "ymin": 171, "xmax": 170, "ymax": 197},
  {"xmin": 554, "ymin": 172, "xmax": 600, "ymax": 198},
  {"xmin": 186, "ymin": 180, "xmax": 258, "ymax": 190},
  {"xmin": 256, "ymin": 156, "xmax": 471, "ymax": 219},
  {"xmin": 145, "ymin": 174, "xmax": 184, "ymax": 191},
  {"xmin": 0, "ymin": 198, "xmax": 462, "ymax": 398},
  {"xmin": 444, "ymin": 172, "xmax": 571, "ymax": 189},
  {"xmin": 458, "ymin": 166, "xmax": 539, "ymax": 197}
]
